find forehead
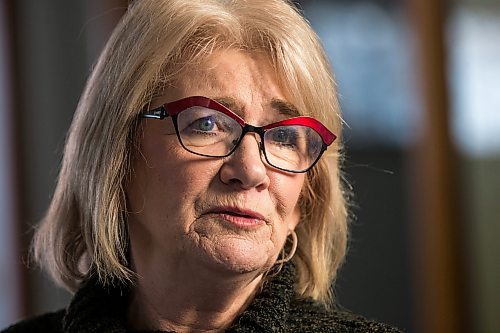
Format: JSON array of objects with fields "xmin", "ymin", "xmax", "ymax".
[
  {"xmin": 178, "ymin": 50, "xmax": 279, "ymax": 95},
  {"xmin": 162, "ymin": 50, "xmax": 300, "ymax": 121}
]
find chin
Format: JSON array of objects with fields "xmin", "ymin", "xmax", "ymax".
[
  {"xmin": 195, "ymin": 236, "xmax": 275, "ymax": 275},
  {"xmin": 187, "ymin": 217, "xmax": 277, "ymax": 275}
]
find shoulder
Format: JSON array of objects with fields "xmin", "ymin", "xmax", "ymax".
[
  {"xmin": 1, "ymin": 310, "xmax": 65, "ymax": 333},
  {"xmin": 289, "ymin": 298, "xmax": 404, "ymax": 333}
]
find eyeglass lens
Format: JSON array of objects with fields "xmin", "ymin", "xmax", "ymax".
[{"xmin": 175, "ymin": 106, "xmax": 324, "ymax": 172}]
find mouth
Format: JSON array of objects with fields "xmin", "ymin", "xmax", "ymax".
[{"xmin": 204, "ymin": 206, "xmax": 266, "ymax": 228}]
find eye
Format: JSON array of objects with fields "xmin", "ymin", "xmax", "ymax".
[
  {"xmin": 177, "ymin": 107, "xmax": 227, "ymax": 136},
  {"xmin": 268, "ymin": 127, "xmax": 298, "ymax": 148},
  {"xmin": 276, "ymin": 129, "xmax": 291, "ymax": 141},
  {"xmin": 192, "ymin": 116, "xmax": 216, "ymax": 132}
]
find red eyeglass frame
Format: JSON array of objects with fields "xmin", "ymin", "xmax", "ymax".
[{"xmin": 143, "ymin": 96, "xmax": 336, "ymax": 146}]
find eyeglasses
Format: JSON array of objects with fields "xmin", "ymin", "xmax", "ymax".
[{"xmin": 141, "ymin": 96, "xmax": 336, "ymax": 173}]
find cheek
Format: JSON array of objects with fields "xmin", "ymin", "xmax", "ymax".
[
  {"xmin": 160, "ymin": 158, "xmax": 219, "ymax": 197},
  {"xmin": 127, "ymin": 145, "xmax": 222, "ymax": 254},
  {"xmin": 127, "ymin": 139, "xmax": 177, "ymax": 216},
  {"xmin": 138, "ymin": 142, "xmax": 221, "ymax": 219},
  {"xmin": 270, "ymin": 174, "xmax": 305, "ymax": 224}
]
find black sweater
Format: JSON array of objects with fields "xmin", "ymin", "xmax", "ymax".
[{"xmin": 2, "ymin": 264, "xmax": 402, "ymax": 332}]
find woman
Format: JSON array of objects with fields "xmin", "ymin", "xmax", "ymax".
[{"xmin": 3, "ymin": 0, "xmax": 401, "ymax": 332}]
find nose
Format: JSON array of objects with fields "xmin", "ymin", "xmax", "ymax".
[{"xmin": 219, "ymin": 133, "xmax": 270, "ymax": 190}]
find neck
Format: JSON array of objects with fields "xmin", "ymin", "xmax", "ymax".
[{"xmin": 127, "ymin": 261, "xmax": 265, "ymax": 332}]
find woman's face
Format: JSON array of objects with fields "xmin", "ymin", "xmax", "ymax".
[{"xmin": 127, "ymin": 50, "xmax": 304, "ymax": 276}]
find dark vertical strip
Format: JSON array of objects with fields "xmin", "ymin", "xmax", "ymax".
[
  {"xmin": 406, "ymin": 0, "xmax": 469, "ymax": 332},
  {"xmin": 3, "ymin": 0, "xmax": 28, "ymax": 318}
]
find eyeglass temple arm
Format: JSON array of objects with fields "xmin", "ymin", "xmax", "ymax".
[{"xmin": 141, "ymin": 106, "xmax": 168, "ymax": 119}]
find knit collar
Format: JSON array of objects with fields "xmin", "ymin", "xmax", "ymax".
[{"xmin": 62, "ymin": 263, "xmax": 295, "ymax": 333}]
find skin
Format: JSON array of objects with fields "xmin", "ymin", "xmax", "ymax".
[{"xmin": 126, "ymin": 49, "xmax": 305, "ymax": 332}]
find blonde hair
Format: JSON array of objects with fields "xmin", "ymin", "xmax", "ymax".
[{"xmin": 33, "ymin": 0, "xmax": 349, "ymax": 308}]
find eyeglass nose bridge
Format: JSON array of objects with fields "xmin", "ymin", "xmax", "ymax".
[{"xmin": 232, "ymin": 124, "xmax": 266, "ymax": 156}]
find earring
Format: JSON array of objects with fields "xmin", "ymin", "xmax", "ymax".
[
  {"xmin": 275, "ymin": 230, "xmax": 298, "ymax": 264},
  {"xmin": 261, "ymin": 230, "xmax": 299, "ymax": 282}
]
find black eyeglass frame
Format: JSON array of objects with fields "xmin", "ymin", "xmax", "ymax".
[{"xmin": 141, "ymin": 96, "xmax": 336, "ymax": 173}]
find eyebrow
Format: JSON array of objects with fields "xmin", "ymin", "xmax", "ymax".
[
  {"xmin": 214, "ymin": 97, "xmax": 240, "ymax": 113},
  {"xmin": 213, "ymin": 97, "xmax": 300, "ymax": 118},
  {"xmin": 270, "ymin": 99, "xmax": 300, "ymax": 117}
]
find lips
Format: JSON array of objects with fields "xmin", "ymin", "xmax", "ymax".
[{"xmin": 204, "ymin": 206, "xmax": 266, "ymax": 228}]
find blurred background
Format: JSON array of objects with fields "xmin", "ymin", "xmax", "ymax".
[{"xmin": 0, "ymin": 0, "xmax": 499, "ymax": 332}]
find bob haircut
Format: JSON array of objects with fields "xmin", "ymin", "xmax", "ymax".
[{"xmin": 33, "ymin": 0, "xmax": 349, "ymax": 307}]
